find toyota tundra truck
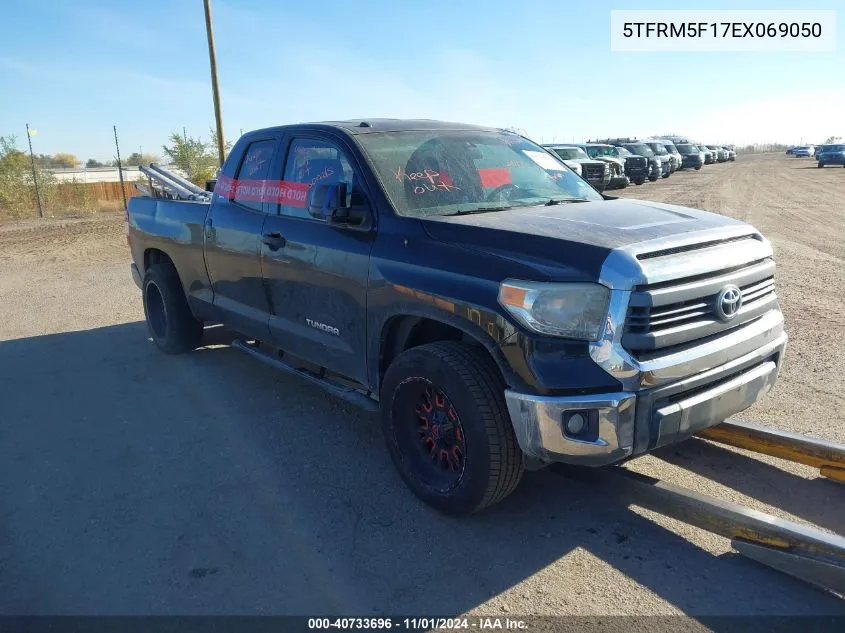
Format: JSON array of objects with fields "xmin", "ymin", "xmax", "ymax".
[{"xmin": 127, "ymin": 119, "xmax": 787, "ymax": 516}]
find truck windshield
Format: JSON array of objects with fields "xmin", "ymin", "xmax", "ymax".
[
  {"xmin": 626, "ymin": 144, "xmax": 654, "ymax": 157},
  {"xmin": 355, "ymin": 130, "xmax": 603, "ymax": 217},
  {"xmin": 663, "ymin": 144, "xmax": 678, "ymax": 154},
  {"xmin": 586, "ymin": 145, "xmax": 616, "ymax": 157},
  {"xmin": 677, "ymin": 144, "xmax": 699, "ymax": 154},
  {"xmin": 647, "ymin": 143, "xmax": 668, "ymax": 155},
  {"xmin": 550, "ymin": 147, "xmax": 590, "ymax": 161}
]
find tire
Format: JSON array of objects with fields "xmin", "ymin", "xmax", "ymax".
[
  {"xmin": 634, "ymin": 178, "xmax": 645, "ymax": 185},
  {"xmin": 142, "ymin": 263, "xmax": 203, "ymax": 354},
  {"xmin": 648, "ymin": 176, "xmax": 658, "ymax": 182},
  {"xmin": 380, "ymin": 341, "xmax": 524, "ymax": 515},
  {"xmin": 695, "ymin": 165, "xmax": 702, "ymax": 170},
  {"xmin": 818, "ymin": 162, "xmax": 824, "ymax": 168}
]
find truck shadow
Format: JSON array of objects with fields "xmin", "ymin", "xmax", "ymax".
[
  {"xmin": 0, "ymin": 323, "xmax": 842, "ymax": 618},
  {"xmin": 653, "ymin": 439, "xmax": 845, "ymax": 534}
]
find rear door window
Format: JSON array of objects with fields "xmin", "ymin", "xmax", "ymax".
[{"xmin": 231, "ymin": 139, "xmax": 277, "ymax": 212}]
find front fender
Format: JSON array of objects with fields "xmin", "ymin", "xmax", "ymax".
[{"xmin": 366, "ymin": 279, "xmax": 527, "ymax": 394}]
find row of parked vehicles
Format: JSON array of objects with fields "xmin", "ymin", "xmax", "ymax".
[
  {"xmin": 786, "ymin": 144, "xmax": 845, "ymax": 167},
  {"xmin": 542, "ymin": 137, "xmax": 736, "ymax": 191}
]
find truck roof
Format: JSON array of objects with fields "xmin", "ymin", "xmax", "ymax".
[{"xmin": 245, "ymin": 119, "xmax": 499, "ymax": 137}]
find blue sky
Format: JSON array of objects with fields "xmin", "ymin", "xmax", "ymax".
[{"xmin": 0, "ymin": 0, "xmax": 842, "ymax": 162}]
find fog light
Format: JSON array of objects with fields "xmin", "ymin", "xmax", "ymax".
[
  {"xmin": 562, "ymin": 409, "xmax": 600, "ymax": 442},
  {"xmin": 566, "ymin": 413, "xmax": 586, "ymax": 435}
]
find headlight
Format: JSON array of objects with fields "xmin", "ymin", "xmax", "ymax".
[{"xmin": 498, "ymin": 280, "xmax": 610, "ymax": 340}]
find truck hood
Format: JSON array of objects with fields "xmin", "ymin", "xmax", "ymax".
[
  {"xmin": 563, "ymin": 158, "xmax": 606, "ymax": 166},
  {"xmin": 592, "ymin": 156, "xmax": 625, "ymax": 167},
  {"xmin": 421, "ymin": 199, "xmax": 748, "ymax": 279}
]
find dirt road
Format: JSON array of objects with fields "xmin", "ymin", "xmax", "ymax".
[{"xmin": 0, "ymin": 154, "xmax": 843, "ymax": 616}]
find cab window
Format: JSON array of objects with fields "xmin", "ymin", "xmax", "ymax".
[{"xmin": 279, "ymin": 138, "xmax": 356, "ymax": 221}]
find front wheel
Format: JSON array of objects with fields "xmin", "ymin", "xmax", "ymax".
[
  {"xmin": 380, "ymin": 342, "xmax": 524, "ymax": 515},
  {"xmin": 142, "ymin": 263, "xmax": 203, "ymax": 354},
  {"xmin": 695, "ymin": 165, "xmax": 702, "ymax": 170},
  {"xmin": 634, "ymin": 178, "xmax": 645, "ymax": 185},
  {"xmin": 818, "ymin": 162, "xmax": 824, "ymax": 168},
  {"xmin": 648, "ymin": 176, "xmax": 658, "ymax": 182}
]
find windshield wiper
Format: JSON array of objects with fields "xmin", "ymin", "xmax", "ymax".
[
  {"xmin": 444, "ymin": 206, "xmax": 514, "ymax": 216},
  {"xmin": 545, "ymin": 198, "xmax": 589, "ymax": 206}
]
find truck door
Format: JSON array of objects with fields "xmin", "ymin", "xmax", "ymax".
[
  {"xmin": 204, "ymin": 136, "xmax": 279, "ymax": 340},
  {"xmin": 260, "ymin": 135, "xmax": 375, "ymax": 384}
]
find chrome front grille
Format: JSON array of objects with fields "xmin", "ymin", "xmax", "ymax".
[
  {"xmin": 582, "ymin": 164, "xmax": 606, "ymax": 181},
  {"xmin": 622, "ymin": 259, "xmax": 778, "ymax": 355},
  {"xmin": 625, "ymin": 157, "xmax": 647, "ymax": 173}
]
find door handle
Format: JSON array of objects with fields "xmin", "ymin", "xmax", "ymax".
[{"xmin": 262, "ymin": 231, "xmax": 286, "ymax": 250}]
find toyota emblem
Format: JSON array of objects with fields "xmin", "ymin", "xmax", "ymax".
[{"xmin": 715, "ymin": 284, "xmax": 742, "ymax": 321}]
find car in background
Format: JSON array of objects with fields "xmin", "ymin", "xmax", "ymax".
[
  {"xmin": 707, "ymin": 145, "xmax": 728, "ymax": 162},
  {"xmin": 544, "ymin": 145, "xmax": 612, "ymax": 191},
  {"xmin": 597, "ymin": 139, "xmax": 664, "ymax": 181},
  {"xmin": 578, "ymin": 143, "xmax": 631, "ymax": 189},
  {"xmin": 675, "ymin": 143, "xmax": 704, "ymax": 170},
  {"xmin": 723, "ymin": 145, "xmax": 736, "ymax": 161},
  {"xmin": 660, "ymin": 141, "xmax": 683, "ymax": 172},
  {"xmin": 816, "ymin": 144, "xmax": 845, "ymax": 167},
  {"xmin": 613, "ymin": 146, "xmax": 650, "ymax": 185},
  {"xmin": 791, "ymin": 145, "xmax": 815, "ymax": 158},
  {"xmin": 644, "ymin": 140, "xmax": 675, "ymax": 176},
  {"xmin": 698, "ymin": 145, "xmax": 715, "ymax": 164}
]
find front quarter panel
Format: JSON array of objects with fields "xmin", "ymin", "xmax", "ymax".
[{"xmin": 365, "ymin": 219, "xmax": 623, "ymax": 396}]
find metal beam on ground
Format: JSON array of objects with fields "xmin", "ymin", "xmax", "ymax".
[
  {"xmin": 556, "ymin": 465, "xmax": 845, "ymax": 596},
  {"xmin": 699, "ymin": 419, "xmax": 845, "ymax": 483}
]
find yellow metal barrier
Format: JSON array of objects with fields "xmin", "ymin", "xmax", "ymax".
[{"xmin": 699, "ymin": 419, "xmax": 845, "ymax": 483}]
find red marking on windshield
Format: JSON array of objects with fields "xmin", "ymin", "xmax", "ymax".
[{"xmin": 478, "ymin": 168, "xmax": 511, "ymax": 188}]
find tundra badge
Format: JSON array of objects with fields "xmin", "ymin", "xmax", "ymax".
[{"xmin": 306, "ymin": 318, "xmax": 340, "ymax": 336}]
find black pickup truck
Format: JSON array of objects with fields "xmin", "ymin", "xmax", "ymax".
[{"xmin": 128, "ymin": 119, "xmax": 787, "ymax": 515}]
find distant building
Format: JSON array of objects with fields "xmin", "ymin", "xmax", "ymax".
[{"xmin": 47, "ymin": 165, "xmax": 186, "ymax": 184}]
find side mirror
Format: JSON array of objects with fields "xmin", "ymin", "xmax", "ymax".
[
  {"xmin": 307, "ymin": 182, "xmax": 347, "ymax": 220},
  {"xmin": 329, "ymin": 191, "xmax": 372, "ymax": 230}
]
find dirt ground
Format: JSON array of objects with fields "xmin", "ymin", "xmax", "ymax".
[{"xmin": 0, "ymin": 153, "xmax": 843, "ymax": 617}]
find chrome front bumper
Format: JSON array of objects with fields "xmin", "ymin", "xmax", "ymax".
[{"xmin": 504, "ymin": 327, "xmax": 787, "ymax": 467}]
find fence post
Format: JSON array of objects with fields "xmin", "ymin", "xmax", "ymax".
[
  {"xmin": 25, "ymin": 123, "xmax": 44, "ymax": 218},
  {"xmin": 113, "ymin": 125, "xmax": 128, "ymax": 212}
]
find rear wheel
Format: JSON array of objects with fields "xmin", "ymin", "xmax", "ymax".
[
  {"xmin": 142, "ymin": 263, "xmax": 203, "ymax": 354},
  {"xmin": 818, "ymin": 162, "xmax": 824, "ymax": 168},
  {"xmin": 380, "ymin": 341, "xmax": 524, "ymax": 515},
  {"xmin": 634, "ymin": 178, "xmax": 645, "ymax": 185},
  {"xmin": 695, "ymin": 165, "xmax": 702, "ymax": 170}
]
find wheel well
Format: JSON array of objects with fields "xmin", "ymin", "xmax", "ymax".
[
  {"xmin": 143, "ymin": 248, "xmax": 174, "ymax": 273},
  {"xmin": 380, "ymin": 316, "xmax": 503, "ymax": 385}
]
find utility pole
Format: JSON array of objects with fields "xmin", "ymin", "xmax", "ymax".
[
  {"xmin": 25, "ymin": 123, "xmax": 43, "ymax": 218},
  {"xmin": 183, "ymin": 126, "xmax": 190, "ymax": 177},
  {"xmin": 203, "ymin": 0, "xmax": 226, "ymax": 169},
  {"xmin": 114, "ymin": 125, "xmax": 128, "ymax": 212}
]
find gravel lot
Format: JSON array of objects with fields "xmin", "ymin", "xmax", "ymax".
[{"xmin": 0, "ymin": 153, "xmax": 843, "ymax": 617}]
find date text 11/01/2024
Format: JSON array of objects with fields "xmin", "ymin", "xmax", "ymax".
[
  {"xmin": 307, "ymin": 618, "xmax": 528, "ymax": 630},
  {"xmin": 622, "ymin": 22, "xmax": 823, "ymax": 38}
]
